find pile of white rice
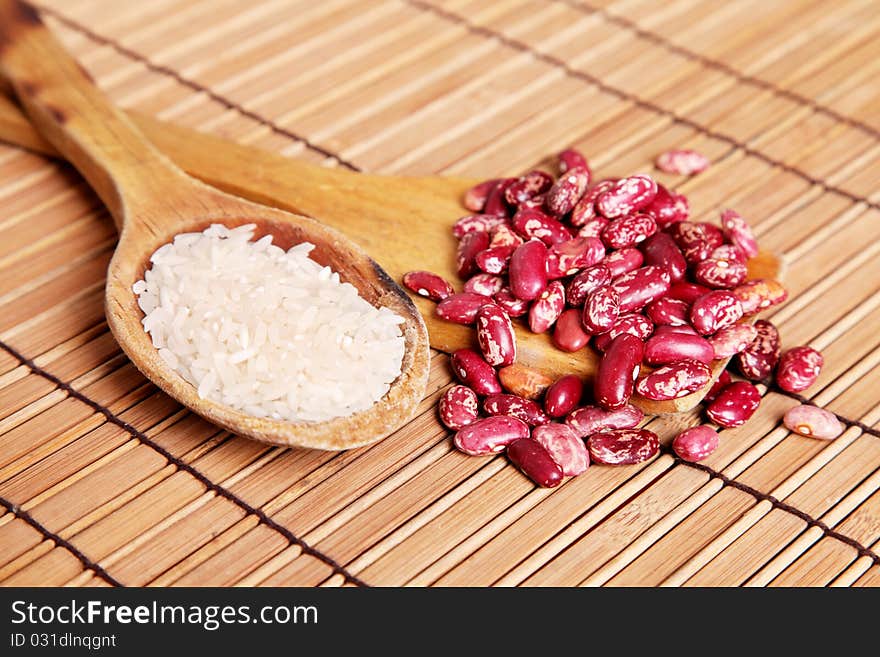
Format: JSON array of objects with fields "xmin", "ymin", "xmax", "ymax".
[{"xmin": 132, "ymin": 223, "xmax": 406, "ymax": 423}]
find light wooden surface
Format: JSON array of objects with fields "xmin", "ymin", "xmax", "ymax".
[{"xmin": 0, "ymin": 0, "xmax": 879, "ymax": 587}]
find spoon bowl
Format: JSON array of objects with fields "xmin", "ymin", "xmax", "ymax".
[{"xmin": 0, "ymin": 0, "xmax": 430, "ymax": 450}]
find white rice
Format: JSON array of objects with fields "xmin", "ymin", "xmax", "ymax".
[{"xmin": 133, "ymin": 223, "xmax": 406, "ymax": 423}]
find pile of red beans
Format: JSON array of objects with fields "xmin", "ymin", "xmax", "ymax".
[{"xmin": 403, "ymin": 148, "xmax": 826, "ymax": 487}]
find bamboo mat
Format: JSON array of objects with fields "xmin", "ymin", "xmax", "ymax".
[{"xmin": 1, "ymin": 0, "xmax": 879, "ymax": 588}]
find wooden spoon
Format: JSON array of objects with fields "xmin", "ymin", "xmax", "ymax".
[
  {"xmin": 0, "ymin": 0, "xmax": 431, "ymax": 450},
  {"xmin": 0, "ymin": 11, "xmax": 781, "ymax": 416}
]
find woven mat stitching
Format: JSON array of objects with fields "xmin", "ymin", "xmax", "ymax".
[
  {"xmin": 0, "ymin": 339, "xmax": 369, "ymax": 587},
  {"xmin": 565, "ymin": 0, "xmax": 880, "ymax": 143}
]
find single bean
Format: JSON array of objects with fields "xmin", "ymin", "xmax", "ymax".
[
  {"xmin": 645, "ymin": 297, "xmax": 690, "ymax": 326},
  {"xmin": 592, "ymin": 313, "xmax": 654, "ymax": 352},
  {"xmin": 708, "ymin": 323, "xmax": 758, "ymax": 359},
  {"xmin": 655, "ymin": 149, "xmax": 710, "ymax": 175},
  {"xmin": 544, "ymin": 374, "xmax": 584, "ymax": 418},
  {"xmin": 489, "ymin": 224, "xmax": 524, "ymax": 248},
  {"xmin": 513, "ymin": 207, "xmax": 573, "ymax": 245},
  {"xmin": 476, "ymin": 303, "xmax": 517, "ymax": 367},
  {"xmin": 737, "ymin": 319, "xmax": 780, "ymax": 380},
  {"xmin": 464, "ymin": 272, "xmax": 504, "ymax": 297},
  {"xmin": 597, "ymin": 175, "xmax": 658, "ymax": 218},
  {"xmin": 507, "ymin": 438, "xmax": 564, "ymax": 487},
  {"xmin": 509, "ymin": 239, "xmax": 549, "ymax": 301},
  {"xmin": 602, "ymin": 247, "xmax": 644, "ymax": 277},
  {"xmin": 566, "ymin": 264, "xmax": 612, "ymax": 307},
  {"xmin": 453, "ymin": 213, "xmax": 507, "ymax": 238},
  {"xmin": 635, "ymin": 359, "xmax": 711, "ymax": 400},
  {"xmin": 505, "ymin": 170, "xmax": 554, "ymax": 207},
  {"xmin": 528, "ymin": 280, "xmax": 566, "ymax": 333},
  {"xmin": 644, "ymin": 332, "xmax": 714, "ymax": 365},
  {"xmin": 720, "ymin": 209, "xmax": 759, "ymax": 258},
  {"xmin": 690, "ymin": 290, "xmax": 743, "ymax": 335},
  {"xmin": 588, "ymin": 428, "xmax": 660, "ymax": 465},
  {"xmin": 776, "ymin": 346, "xmax": 824, "ymax": 393},
  {"xmin": 552, "ymin": 308, "xmax": 591, "ymax": 352},
  {"xmin": 643, "ymin": 183, "xmax": 689, "ymax": 229},
  {"xmin": 545, "ymin": 236, "xmax": 605, "ymax": 279},
  {"xmin": 494, "ymin": 286, "xmax": 530, "ymax": 318},
  {"xmin": 595, "ymin": 333, "xmax": 644, "ymax": 410},
  {"xmin": 499, "ymin": 363, "xmax": 553, "ymax": 400},
  {"xmin": 532, "ymin": 423, "xmax": 589, "ymax": 476},
  {"xmin": 666, "ymin": 281, "xmax": 711, "ymax": 304},
  {"xmin": 463, "ymin": 179, "xmax": 499, "ymax": 212},
  {"xmin": 668, "ymin": 221, "xmax": 724, "ymax": 264},
  {"xmin": 475, "ymin": 244, "xmax": 517, "ymax": 274},
  {"xmin": 783, "ymin": 404, "xmax": 842, "ymax": 440},
  {"xmin": 439, "ymin": 385, "xmax": 480, "ymax": 431},
  {"xmin": 454, "ymin": 416, "xmax": 529, "ymax": 456},
  {"xmin": 570, "ymin": 180, "xmax": 615, "ymax": 227},
  {"xmin": 705, "ymin": 381, "xmax": 761, "ymax": 428},
  {"xmin": 557, "ymin": 148, "xmax": 589, "ymax": 174},
  {"xmin": 544, "ymin": 166, "xmax": 591, "ymax": 216},
  {"xmin": 436, "ymin": 292, "xmax": 494, "ymax": 325},
  {"xmin": 582, "ymin": 286, "xmax": 620, "ymax": 334},
  {"xmin": 483, "ymin": 394, "xmax": 551, "ymax": 427},
  {"xmin": 402, "ymin": 270, "xmax": 455, "ymax": 301},
  {"xmin": 733, "ymin": 279, "xmax": 788, "ymax": 315},
  {"xmin": 601, "ymin": 213, "xmax": 657, "ymax": 249},
  {"xmin": 641, "ymin": 231, "xmax": 687, "ymax": 282},
  {"xmin": 672, "ymin": 426, "xmax": 720, "ymax": 462},
  {"xmin": 565, "ymin": 404, "xmax": 644, "ymax": 437},
  {"xmin": 451, "ymin": 348, "xmax": 502, "ymax": 396},
  {"xmin": 611, "ymin": 265, "xmax": 671, "ymax": 313},
  {"xmin": 456, "ymin": 230, "xmax": 489, "ymax": 278},
  {"xmin": 693, "ymin": 256, "xmax": 748, "ymax": 289},
  {"xmin": 483, "ymin": 177, "xmax": 516, "ymax": 216}
]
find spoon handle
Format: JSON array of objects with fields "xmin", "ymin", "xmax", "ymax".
[{"xmin": 0, "ymin": 0, "xmax": 194, "ymax": 230}]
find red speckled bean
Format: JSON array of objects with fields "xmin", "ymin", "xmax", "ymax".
[
  {"xmin": 403, "ymin": 270, "xmax": 455, "ymax": 301},
  {"xmin": 505, "ymin": 170, "xmax": 554, "ymax": 207},
  {"xmin": 653, "ymin": 324, "xmax": 698, "ymax": 337},
  {"xmin": 570, "ymin": 180, "xmax": 616, "ymax": 227},
  {"xmin": 552, "ymin": 308, "xmax": 591, "ymax": 352},
  {"xmin": 583, "ymin": 285, "xmax": 620, "ymax": 334},
  {"xmin": 545, "ymin": 166, "xmax": 590, "ymax": 216},
  {"xmin": 705, "ymin": 381, "xmax": 761, "ymax": 428},
  {"xmin": 588, "ymin": 428, "xmax": 660, "ymax": 465},
  {"xmin": 783, "ymin": 405, "xmax": 842, "ymax": 440},
  {"xmin": 666, "ymin": 281, "xmax": 711, "ymax": 304},
  {"xmin": 454, "ymin": 416, "xmax": 529, "ymax": 456},
  {"xmin": 453, "ymin": 213, "xmax": 506, "ymax": 238},
  {"xmin": 776, "ymin": 346, "xmax": 824, "ymax": 393},
  {"xmin": 566, "ymin": 264, "xmax": 612, "ymax": 307},
  {"xmin": 483, "ymin": 177, "xmax": 516, "ymax": 216},
  {"xmin": 646, "ymin": 297, "xmax": 690, "ymax": 326},
  {"xmin": 611, "ymin": 265, "xmax": 671, "ymax": 313},
  {"xmin": 597, "ymin": 175, "xmax": 658, "ymax": 218},
  {"xmin": 641, "ymin": 232, "xmax": 687, "ymax": 282},
  {"xmin": 558, "ymin": 148, "xmax": 589, "ymax": 175},
  {"xmin": 693, "ymin": 256, "xmax": 748, "ymax": 289},
  {"xmin": 509, "ymin": 240, "xmax": 549, "ymax": 301},
  {"xmin": 577, "ymin": 217, "xmax": 610, "ymax": 238},
  {"xmin": 489, "ymin": 224, "xmax": 524, "ymax": 248},
  {"xmin": 436, "ymin": 293, "xmax": 493, "ymax": 325},
  {"xmin": 544, "ymin": 374, "xmax": 584, "ymax": 418},
  {"xmin": 451, "ymin": 348, "xmax": 502, "ymax": 396},
  {"xmin": 532, "ymin": 423, "xmax": 589, "ymax": 476},
  {"xmin": 602, "ymin": 247, "xmax": 644, "ymax": 277},
  {"xmin": 721, "ymin": 209, "xmax": 759, "ymax": 258},
  {"xmin": 601, "ymin": 213, "xmax": 658, "ymax": 249},
  {"xmin": 546, "ymin": 237, "xmax": 605, "ymax": 279},
  {"xmin": 644, "ymin": 331, "xmax": 714, "ymax": 365},
  {"xmin": 708, "ymin": 323, "xmax": 758, "ymax": 359},
  {"xmin": 690, "ymin": 290, "xmax": 743, "ymax": 335},
  {"xmin": 592, "ymin": 313, "xmax": 654, "ymax": 352},
  {"xmin": 565, "ymin": 404, "xmax": 643, "ymax": 437},
  {"xmin": 595, "ymin": 333, "xmax": 644, "ymax": 410},
  {"xmin": 636, "ymin": 359, "xmax": 711, "ymax": 400},
  {"xmin": 704, "ymin": 370, "xmax": 732, "ymax": 403},
  {"xmin": 655, "ymin": 149, "xmax": 710, "ymax": 175},
  {"xmin": 710, "ymin": 243, "xmax": 746, "ymax": 264},
  {"xmin": 513, "ymin": 208, "xmax": 573, "ymax": 245},
  {"xmin": 643, "ymin": 184, "xmax": 689, "ymax": 228},
  {"xmin": 494, "ymin": 287, "xmax": 529, "ymax": 317},
  {"xmin": 464, "ymin": 273, "xmax": 504, "ymax": 296},
  {"xmin": 483, "ymin": 394, "xmax": 550, "ymax": 427},
  {"xmin": 733, "ymin": 279, "xmax": 788, "ymax": 315},
  {"xmin": 476, "ymin": 304, "xmax": 517, "ymax": 367},
  {"xmin": 475, "ymin": 244, "xmax": 517, "ymax": 275},
  {"xmin": 439, "ymin": 385, "xmax": 480, "ymax": 431},
  {"xmin": 672, "ymin": 426, "xmax": 719, "ymax": 462},
  {"xmin": 463, "ymin": 179, "xmax": 499, "ymax": 212},
  {"xmin": 456, "ymin": 230, "xmax": 489, "ymax": 278},
  {"xmin": 499, "ymin": 363, "xmax": 553, "ymax": 400},
  {"xmin": 507, "ymin": 438, "xmax": 564, "ymax": 487},
  {"xmin": 668, "ymin": 221, "xmax": 724, "ymax": 264},
  {"xmin": 529, "ymin": 281, "xmax": 566, "ymax": 333},
  {"xmin": 737, "ymin": 319, "xmax": 780, "ymax": 381}
]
